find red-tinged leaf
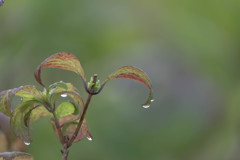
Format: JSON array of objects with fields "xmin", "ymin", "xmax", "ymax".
[
  {"xmin": 0, "ymin": 86, "xmax": 40, "ymax": 117},
  {"xmin": 0, "ymin": 152, "xmax": 33, "ymax": 160},
  {"xmin": 50, "ymin": 115, "xmax": 92, "ymax": 142},
  {"xmin": 10, "ymin": 101, "xmax": 36, "ymax": 143},
  {"xmin": 34, "ymin": 52, "xmax": 86, "ymax": 86},
  {"xmin": 102, "ymin": 65, "xmax": 153, "ymax": 106}
]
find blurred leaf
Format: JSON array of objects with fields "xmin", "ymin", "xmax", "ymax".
[
  {"xmin": 10, "ymin": 101, "xmax": 36, "ymax": 143},
  {"xmin": 56, "ymin": 102, "xmax": 75, "ymax": 118},
  {"xmin": 0, "ymin": 152, "xmax": 33, "ymax": 160},
  {"xmin": 50, "ymin": 115, "xmax": 92, "ymax": 142},
  {"xmin": 103, "ymin": 65, "xmax": 153, "ymax": 106},
  {"xmin": 34, "ymin": 52, "xmax": 86, "ymax": 86},
  {"xmin": 0, "ymin": 86, "xmax": 39, "ymax": 117},
  {"xmin": 0, "ymin": 0, "xmax": 4, "ymax": 7}
]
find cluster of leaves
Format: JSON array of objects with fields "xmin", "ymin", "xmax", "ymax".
[{"xmin": 0, "ymin": 52, "xmax": 153, "ymax": 159}]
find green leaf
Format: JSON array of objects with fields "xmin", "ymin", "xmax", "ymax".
[
  {"xmin": 50, "ymin": 115, "xmax": 92, "ymax": 142},
  {"xmin": 0, "ymin": 152, "xmax": 34, "ymax": 160},
  {"xmin": 34, "ymin": 52, "xmax": 86, "ymax": 86},
  {"xmin": 15, "ymin": 86, "xmax": 41, "ymax": 101},
  {"xmin": 0, "ymin": 86, "xmax": 40, "ymax": 117},
  {"xmin": 56, "ymin": 102, "xmax": 75, "ymax": 118},
  {"xmin": 103, "ymin": 65, "xmax": 153, "ymax": 106},
  {"xmin": 10, "ymin": 101, "xmax": 36, "ymax": 143}
]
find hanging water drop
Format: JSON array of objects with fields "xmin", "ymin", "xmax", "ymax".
[
  {"xmin": 24, "ymin": 142, "xmax": 30, "ymax": 146},
  {"xmin": 87, "ymin": 137, "xmax": 92, "ymax": 141},
  {"xmin": 142, "ymin": 105, "xmax": 150, "ymax": 109},
  {"xmin": 151, "ymin": 99, "xmax": 155, "ymax": 102},
  {"xmin": 61, "ymin": 94, "xmax": 68, "ymax": 97}
]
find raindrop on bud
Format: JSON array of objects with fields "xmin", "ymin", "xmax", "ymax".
[{"xmin": 151, "ymin": 99, "xmax": 155, "ymax": 102}]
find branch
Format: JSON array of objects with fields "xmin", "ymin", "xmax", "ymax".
[
  {"xmin": 52, "ymin": 105, "xmax": 65, "ymax": 145},
  {"xmin": 67, "ymin": 74, "xmax": 97, "ymax": 148}
]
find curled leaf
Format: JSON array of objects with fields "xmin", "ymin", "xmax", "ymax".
[
  {"xmin": 0, "ymin": 86, "xmax": 40, "ymax": 117},
  {"xmin": 102, "ymin": 65, "xmax": 153, "ymax": 106},
  {"xmin": 48, "ymin": 81, "xmax": 68, "ymax": 94},
  {"xmin": 0, "ymin": 89, "xmax": 19, "ymax": 117},
  {"xmin": 10, "ymin": 101, "xmax": 36, "ymax": 143},
  {"xmin": 50, "ymin": 115, "xmax": 92, "ymax": 142},
  {"xmin": 0, "ymin": 152, "xmax": 34, "ymax": 160},
  {"xmin": 50, "ymin": 83, "xmax": 84, "ymax": 112},
  {"xmin": 34, "ymin": 52, "xmax": 86, "ymax": 86},
  {"xmin": 25, "ymin": 105, "xmax": 52, "ymax": 127}
]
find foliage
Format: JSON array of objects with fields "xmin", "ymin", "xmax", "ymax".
[{"xmin": 0, "ymin": 52, "xmax": 153, "ymax": 160}]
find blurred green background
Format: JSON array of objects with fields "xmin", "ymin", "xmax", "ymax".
[{"xmin": 0, "ymin": 0, "xmax": 240, "ymax": 159}]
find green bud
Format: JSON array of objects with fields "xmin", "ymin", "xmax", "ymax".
[
  {"xmin": 93, "ymin": 80, "xmax": 101, "ymax": 91},
  {"xmin": 87, "ymin": 76, "xmax": 94, "ymax": 89},
  {"xmin": 87, "ymin": 77, "xmax": 101, "ymax": 91}
]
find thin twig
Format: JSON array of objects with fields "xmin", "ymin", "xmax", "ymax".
[
  {"xmin": 67, "ymin": 74, "xmax": 98, "ymax": 148},
  {"xmin": 52, "ymin": 106, "xmax": 69, "ymax": 160},
  {"xmin": 67, "ymin": 93, "xmax": 92, "ymax": 148},
  {"xmin": 52, "ymin": 107, "xmax": 65, "ymax": 145}
]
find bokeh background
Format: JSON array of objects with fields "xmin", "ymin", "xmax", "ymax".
[{"xmin": 0, "ymin": 0, "xmax": 240, "ymax": 159}]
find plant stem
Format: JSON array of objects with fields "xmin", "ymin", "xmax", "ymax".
[
  {"xmin": 61, "ymin": 143, "xmax": 69, "ymax": 160},
  {"xmin": 52, "ymin": 107, "xmax": 68, "ymax": 160},
  {"xmin": 58, "ymin": 74, "xmax": 98, "ymax": 160},
  {"xmin": 52, "ymin": 110, "xmax": 65, "ymax": 145},
  {"xmin": 67, "ymin": 93, "xmax": 92, "ymax": 148},
  {"xmin": 67, "ymin": 74, "xmax": 97, "ymax": 148}
]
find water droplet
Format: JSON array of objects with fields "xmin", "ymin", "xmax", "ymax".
[
  {"xmin": 151, "ymin": 99, "xmax": 155, "ymax": 102},
  {"xmin": 61, "ymin": 94, "xmax": 68, "ymax": 97},
  {"xmin": 24, "ymin": 142, "xmax": 30, "ymax": 146},
  {"xmin": 87, "ymin": 137, "xmax": 92, "ymax": 141},
  {"xmin": 142, "ymin": 105, "xmax": 150, "ymax": 109}
]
